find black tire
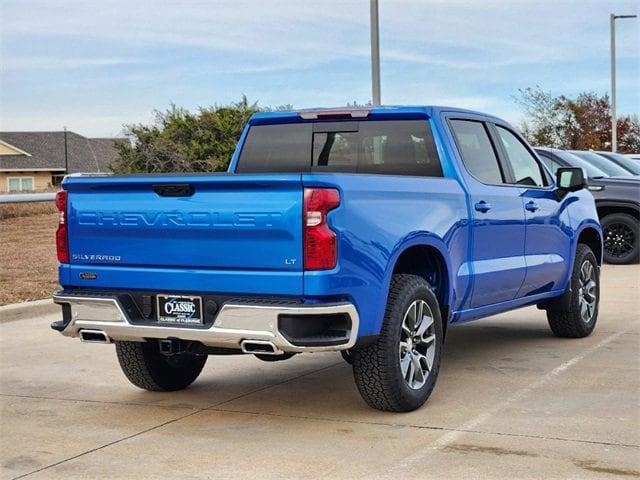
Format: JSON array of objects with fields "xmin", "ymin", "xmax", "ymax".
[
  {"xmin": 351, "ymin": 274, "xmax": 443, "ymax": 412},
  {"xmin": 546, "ymin": 244, "xmax": 599, "ymax": 338},
  {"xmin": 601, "ymin": 213, "xmax": 639, "ymax": 264},
  {"xmin": 115, "ymin": 341, "xmax": 207, "ymax": 391}
]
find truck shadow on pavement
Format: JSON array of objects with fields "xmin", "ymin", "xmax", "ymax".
[{"xmin": 132, "ymin": 318, "xmax": 573, "ymax": 414}]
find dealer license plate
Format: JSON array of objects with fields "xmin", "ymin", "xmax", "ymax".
[{"xmin": 156, "ymin": 295, "xmax": 203, "ymax": 325}]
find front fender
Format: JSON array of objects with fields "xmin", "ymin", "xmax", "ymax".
[
  {"xmin": 572, "ymin": 220, "xmax": 603, "ymax": 266},
  {"xmin": 565, "ymin": 189, "xmax": 601, "ymax": 271}
]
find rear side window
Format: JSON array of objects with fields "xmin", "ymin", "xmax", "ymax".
[
  {"xmin": 450, "ymin": 120, "xmax": 504, "ymax": 184},
  {"xmin": 236, "ymin": 120, "xmax": 443, "ymax": 177},
  {"xmin": 312, "ymin": 120, "xmax": 442, "ymax": 177},
  {"xmin": 235, "ymin": 123, "xmax": 312, "ymax": 173}
]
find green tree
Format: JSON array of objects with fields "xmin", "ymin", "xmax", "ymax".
[
  {"xmin": 514, "ymin": 86, "xmax": 639, "ymax": 153},
  {"xmin": 111, "ymin": 96, "xmax": 281, "ymax": 173}
]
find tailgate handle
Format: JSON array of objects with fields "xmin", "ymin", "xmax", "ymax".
[{"xmin": 153, "ymin": 183, "xmax": 193, "ymax": 197}]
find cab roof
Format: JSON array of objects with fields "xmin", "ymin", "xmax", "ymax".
[{"xmin": 248, "ymin": 105, "xmax": 505, "ymax": 125}]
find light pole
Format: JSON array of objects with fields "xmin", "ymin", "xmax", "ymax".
[
  {"xmin": 370, "ymin": 0, "xmax": 381, "ymax": 105},
  {"xmin": 610, "ymin": 13, "xmax": 637, "ymax": 152}
]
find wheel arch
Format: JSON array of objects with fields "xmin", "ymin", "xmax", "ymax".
[
  {"xmin": 538, "ymin": 224, "xmax": 602, "ymax": 314},
  {"xmin": 577, "ymin": 227, "xmax": 603, "ymax": 266},
  {"xmin": 386, "ymin": 235, "xmax": 453, "ymax": 336},
  {"xmin": 575, "ymin": 224, "xmax": 603, "ymax": 266}
]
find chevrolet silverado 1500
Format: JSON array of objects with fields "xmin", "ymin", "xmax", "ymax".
[{"xmin": 52, "ymin": 106, "xmax": 602, "ymax": 412}]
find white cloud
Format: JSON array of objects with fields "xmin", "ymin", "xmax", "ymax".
[
  {"xmin": 6, "ymin": 0, "xmax": 634, "ymax": 70},
  {"xmin": 3, "ymin": 56, "xmax": 145, "ymax": 71},
  {"xmin": 1, "ymin": 0, "xmax": 637, "ymax": 135}
]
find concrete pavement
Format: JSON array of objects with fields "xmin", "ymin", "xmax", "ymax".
[{"xmin": 1, "ymin": 265, "xmax": 639, "ymax": 479}]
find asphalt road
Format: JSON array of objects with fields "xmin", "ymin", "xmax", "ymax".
[{"xmin": 1, "ymin": 265, "xmax": 639, "ymax": 479}]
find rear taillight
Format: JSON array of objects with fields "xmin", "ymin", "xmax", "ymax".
[
  {"xmin": 55, "ymin": 190, "xmax": 69, "ymax": 263},
  {"xmin": 303, "ymin": 188, "xmax": 340, "ymax": 270}
]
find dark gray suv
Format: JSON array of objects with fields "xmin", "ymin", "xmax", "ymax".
[{"xmin": 536, "ymin": 148, "xmax": 640, "ymax": 264}]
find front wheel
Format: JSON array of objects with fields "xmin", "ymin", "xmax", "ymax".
[
  {"xmin": 546, "ymin": 244, "xmax": 599, "ymax": 338},
  {"xmin": 351, "ymin": 274, "xmax": 443, "ymax": 412},
  {"xmin": 115, "ymin": 341, "xmax": 207, "ymax": 391}
]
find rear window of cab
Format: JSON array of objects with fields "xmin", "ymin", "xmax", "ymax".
[{"xmin": 236, "ymin": 120, "xmax": 443, "ymax": 177}]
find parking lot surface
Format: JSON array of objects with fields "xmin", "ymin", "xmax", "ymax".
[{"xmin": 1, "ymin": 265, "xmax": 639, "ymax": 479}]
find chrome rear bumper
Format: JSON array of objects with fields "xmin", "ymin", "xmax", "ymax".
[{"xmin": 52, "ymin": 292, "xmax": 359, "ymax": 354}]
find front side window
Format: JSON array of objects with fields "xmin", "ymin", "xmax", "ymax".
[
  {"xmin": 496, "ymin": 126, "xmax": 546, "ymax": 187},
  {"xmin": 450, "ymin": 119, "xmax": 504, "ymax": 184}
]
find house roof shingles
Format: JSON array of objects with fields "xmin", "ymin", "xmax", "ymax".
[{"xmin": 0, "ymin": 131, "xmax": 124, "ymax": 173}]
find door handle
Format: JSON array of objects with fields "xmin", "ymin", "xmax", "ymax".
[
  {"xmin": 525, "ymin": 201, "xmax": 539, "ymax": 212},
  {"xmin": 474, "ymin": 201, "xmax": 492, "ymax": 213}
]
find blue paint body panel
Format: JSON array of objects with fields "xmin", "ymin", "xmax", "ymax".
[{"xmin": 60, "ymin": 106, "xmax": 602, "ymax": 339}]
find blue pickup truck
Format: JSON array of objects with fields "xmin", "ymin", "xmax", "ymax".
[{"xmin": 52, "ymin": 106, "xmax": 602, "ymax": 412}]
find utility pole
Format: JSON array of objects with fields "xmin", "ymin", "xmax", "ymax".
[
  {"xmin": 370, "ymin": 0, "xmax": 381, "ymax": 105},
  {"xmin": 610, "ymin": 13, "xmax": 637, "ymax": 152},
  {"xmin": 63, "ymin": 126, "xmax": 68, "ymax": 173}
]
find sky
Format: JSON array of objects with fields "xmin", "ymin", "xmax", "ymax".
[{"xmin": 1, "ymin": 0, "xmax": 638, "ymax": 137}]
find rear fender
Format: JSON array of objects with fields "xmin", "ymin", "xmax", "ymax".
[{"xmin": 381, "ymin": 233, "xmax": 454, "ymax": 327}]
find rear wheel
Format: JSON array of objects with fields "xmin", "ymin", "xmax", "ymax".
[
  {"xmin": 351, "ymin": 274, "xmax": 443, "ymax": 412},
  {"xmin": 546, "ymin": 244, "xmax": 599, "ymax": 338},
  {"xmin": 115, "ymin": 341, "xmax": 207, "ymax": 391},
  {"xmin": 601, "ymin": 213, "xmax": 639, "ymax": 264}
]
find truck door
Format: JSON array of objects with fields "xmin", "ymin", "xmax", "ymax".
[
  {"xmin": 491, "ymin": 125, "xmax": 570, "ymax": 296},
  {"xmin": 449, "ymin": 119, "xmax": 526, "ymax": 308}
]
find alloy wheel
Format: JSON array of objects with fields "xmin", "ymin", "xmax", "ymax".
[
  {"xmin": 577, "ymin": 260, "xmax": 597, "ymax": 323},
  {"xmin": 399, "ymin": 300, "xmax": 436, "ymax": 390}
]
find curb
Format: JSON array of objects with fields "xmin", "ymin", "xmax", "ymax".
[{"xmin": 0, "ymin": 298, "xmax": 57, "ymax": 323}]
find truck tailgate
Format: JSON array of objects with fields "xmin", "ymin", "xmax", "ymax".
[{"xmin": 63, "ymin": 174, "xmax": 303, "ymax": 293}]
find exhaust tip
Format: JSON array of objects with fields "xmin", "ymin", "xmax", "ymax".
[
  {"xmin": 240, "ymin": 340, "xmax": 282, "ymax": 355},
  {"xmin": 79, "ymin": 329, "xmax": 110, "ymax": 343}
]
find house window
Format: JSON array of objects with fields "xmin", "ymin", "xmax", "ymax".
[{"xmin": 7, "ymin": 177, "xmax": 35, "ymax": 192}]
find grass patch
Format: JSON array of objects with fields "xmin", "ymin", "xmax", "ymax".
[
  {"xmin": 0, "ymin": 201, "xmax": 57, "ymax": 220},
  {"xmin": 0, "ymin": 212, "xmax": 59, "ymax": 305}
]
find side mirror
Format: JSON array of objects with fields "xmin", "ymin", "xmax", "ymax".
[{"xmin": 556, "ymin": 167, "xmax": 587, "ymax": 193}]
